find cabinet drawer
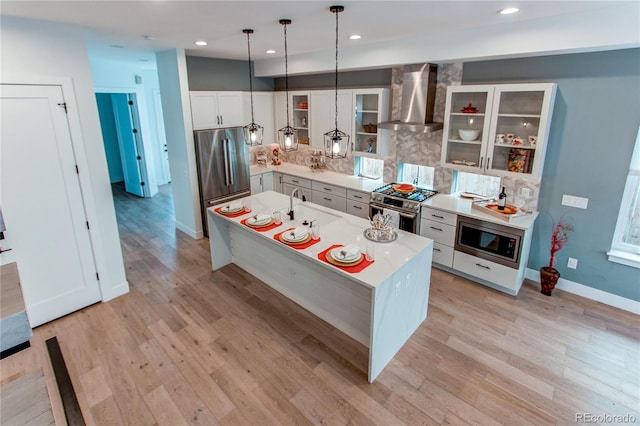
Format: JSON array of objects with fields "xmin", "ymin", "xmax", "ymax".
[
  {"xmin": 453, "ymin": 251, "xmax": 518, "ymax": 289},
  {"xmin": 420, "ymin": 219, "xmax": 456, "ymax": 246},
  {"xmin": 312, "ymin": 191, "xmax": 346, "ymax": 212},
  {"xmin": 346, "ymin": 200, "xmax": 369, "ymax": 218},
  {"xmin": 346, "ymin": 189, "xmax": 369, "ymax": 203},
  {"xmin": 311, "ymin": 181, "xmax": 347, "ymax": 197},
  {"xmin": 282, "ymin": 174, "xmax": 311, "ymax": 189},
  {"xmin": 422, "ymin": 207, "xmax": 457, "ymax": 226},
  {"xmin": 432, "ymin": 243, "xmax": 454, "ymax": 268}
]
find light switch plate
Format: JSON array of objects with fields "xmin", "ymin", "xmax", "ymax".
[
  {"xmin": 562, "ymin": 194, "xmax": 589, "ymax": 209},
  {"xmin": 567, "ymin": 257, "xmax": 578, "ymax": 269}
]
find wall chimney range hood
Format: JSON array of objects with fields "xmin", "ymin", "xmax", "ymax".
[{"xmin": 378, "ymin": 63, "xmax": 443, "ymax": 132}]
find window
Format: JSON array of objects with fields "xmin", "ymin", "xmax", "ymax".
[
  {"xmin": 453, "ymin": 171, "xmax": 501, "ymax": 197},
  {"xmin": 608, "ymin": 127, "xmax": 640, "ymax": 268},
  {"xmin": 399, "ymin": 163, "xmax": 435, "ymax": 189},
  {"xmin": 356, "ymin": 157, "xmax": 383, "ymax": 180}
]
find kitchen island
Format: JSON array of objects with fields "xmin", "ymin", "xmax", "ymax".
[{"xmin": 208, "ymin": 191, "xmax": 433, "ymax": 382}]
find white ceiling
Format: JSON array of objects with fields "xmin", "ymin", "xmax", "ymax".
[{"xmin": 1, "ymin": 0, "xmax": 638, "ymax": 75}]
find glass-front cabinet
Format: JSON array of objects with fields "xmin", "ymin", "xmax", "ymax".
[
  {"xmin": 441, "ymin": 83, "xmax": 557, "ymax": 180},
  {"xmin": 352, "ymin": 88, "xmax": 390, "ymax": 157},
  {"xmin": 291, "ymin": 93, "xmax": 310, "ymax": 145}
]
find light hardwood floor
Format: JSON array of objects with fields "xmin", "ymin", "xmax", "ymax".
[{"xmin": 1, "ymin": 183, "xmax": 639, "ymax": 425}]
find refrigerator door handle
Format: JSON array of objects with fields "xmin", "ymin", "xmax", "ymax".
[
  {"xmin": 222, "ymin": 138, "xmax": 230, "ymax": 186},
  {"xmin": 227, "ymin": 139, "xmax": 234, "ymax": 186}
]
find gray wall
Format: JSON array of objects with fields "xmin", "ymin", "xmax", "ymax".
[
  {"xmin": 275, "ymin": 68, "xmax": 392, "ymax": 90},
  {"xmin": 186, "ymin": 56, "xmax": 274, "ymax": 91},
  {"xmin": 463, "ymin": 48, "xmax": 640, "ymax": 301}
]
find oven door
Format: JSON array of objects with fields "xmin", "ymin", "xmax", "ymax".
[
  {"xmin": 369, "ymin": 204, "xmax": 418, "ymax": 234},
  {"xmin": 455, "ymin": 217, "xmax": 523, "ymax": 268}
]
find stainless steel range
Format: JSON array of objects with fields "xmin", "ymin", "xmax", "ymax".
[{"xmin": 370, "ymin": 183, "xmax": 438, "ymax": 234}]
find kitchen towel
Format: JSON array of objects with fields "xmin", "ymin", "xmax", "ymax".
[
  {"xmin": 317, "ymin": 244, "xmax": 374, "ymax": 273},
  {"xmin": 273, "ymin": 228, "xmax": 320, "ymax": 250},
  {"xmin": 215, "ymin": 207, "xmax": 251, "ymax": 218}
]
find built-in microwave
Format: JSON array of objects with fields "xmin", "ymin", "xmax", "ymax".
[{"xmin": 455, "ymin": 217, "xmax": 524, "ymax": 269}]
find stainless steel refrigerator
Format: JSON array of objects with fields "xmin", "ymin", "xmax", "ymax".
[{"xmin": 194, "ymin": 127, "xmax": 250, "ymax": 236}]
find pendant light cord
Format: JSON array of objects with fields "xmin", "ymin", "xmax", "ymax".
[
  {"xmin": 246, "ymin": 31, "xmax": 255, "ymax": 124},
  {"xmin": 283, "ymin": 21, "xmax": 291, "ymax": 129},
  {"xmin": 333, "ymin": 8, "xmax": 339, "ymax": 132}
]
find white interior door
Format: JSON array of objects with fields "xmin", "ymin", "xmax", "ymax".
[
  {"xmin": 0, "ymin": 84, "xmax": 101, "ymax": 326},
  {"xmin": 154, "ymin": 90, "xmax": 171, "ymax": 184},
  {"xmin": 112, "ymin": 93, "xmax": 144, "ymax": 197}
]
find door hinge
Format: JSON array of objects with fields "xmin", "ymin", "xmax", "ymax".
[
  {"xmin": 86, "ymin": 221, "xmax": 90, "ymax": 230},
  {"xmin": 128, "ymin": 100, "xmax": 134, "ymax": 106},
  {"xmin": 75, "ymin": 165, "xmax": 79, "ymax": 174},
  {"xmin": 57, "ymin": 102, "xmax": 68, "ymax": 113},
  {"xmin": 132, "ymin": 128, "xmax": 138, "ymax": 134},
  {"xmin": 140, "ymin": 182, "xmax": 145, "ymax": 186},
  {"xmin": 136, "ymin": 155, "xmax": 141, "ymax": 160},
  {"xmin": 96, "ymin": 272, "xmax": 100, "ymax": 281}
]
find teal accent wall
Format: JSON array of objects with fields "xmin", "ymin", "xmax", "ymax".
[
  {"xmin": 462, "ymin": 48, "xmax": 640, "ymax": 301},
  {"xmin": 186, "ymin": 56, "xmax": 274, "ymax": 91}
]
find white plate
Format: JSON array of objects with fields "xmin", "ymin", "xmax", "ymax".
[
  {"xmin": 248, "ymin": 216, "xmax": 271, "ymax": 226},
  {"xmin": 330, "ymin": 247, "xmax": 360, "ymax": 262},
  {"xmin": 282, "ymin": 231, "xmax": 308, "ymax": 242},
  {"xmin": 222, "ymin": 205, "xmax": 243, "ymax": 213}
]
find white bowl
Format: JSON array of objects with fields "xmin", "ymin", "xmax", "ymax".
[{"xmin": 458, "ymin": 129, "xmax": 480, "ymax": 141}]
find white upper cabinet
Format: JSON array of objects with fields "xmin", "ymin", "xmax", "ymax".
[
  {"xmin": 352, "ymin": 88, "xmax": 390, "ymax": 157},
  {"xmin": 441, "ymin": 83, "xmax": 557, "ymax": 180},
  {"xmin": 243, "ymin": 92, "xmax": 275, "ymax": 144},
  {"xmin": 190, "ymin": 91, "xmax": 244, "ymax": 130},
  {"xmin": 309, "ymin": 90, "xmax": 353, "ymax": 151}
]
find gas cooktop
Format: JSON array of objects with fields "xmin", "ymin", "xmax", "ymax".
[{"xmin": 372, "ymin": 183, "xmax": 438, "ymax": 202}]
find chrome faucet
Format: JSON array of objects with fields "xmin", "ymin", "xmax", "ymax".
[{"xmin": 288, "ymin": 187, "xmax": 306, "ymax": 220}]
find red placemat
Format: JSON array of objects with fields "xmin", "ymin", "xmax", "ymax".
[
  {"xmin": 240, "ymin": 217, "xmax": 282, "ymax": 232},
  {"xmin": 273, "ymin": 228, "xmax": 321, "ymax": 250},
  {"xmin": 214, "ymin": 207, "xmax": 252, "ymax": 218},
  {"xmin": 317, "ymin": 244, "xmax": 374, "ymax": 273}
]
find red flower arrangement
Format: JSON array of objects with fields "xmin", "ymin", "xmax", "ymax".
[{"xmin": 548, "ymin": 217, "xmax": 574, "ymax": 270}]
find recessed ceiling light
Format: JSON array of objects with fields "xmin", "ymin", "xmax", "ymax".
[
  {"xmin": 266, "ymin": 49, "xmax": 276, "ymax": 54},
  {"xmin": 143, "ymin": 34, "xmax": 156, "ymax": 41},
  {"xmin": 194, "ymin": 40, "xmax": 208, "ymax": 46},
  {"xmin": 348, "ymin": 34, "xmax": 361, "ymax": 40},
  {"xmin": 498, "ymin": 7, "xmax": 519, "ymax": 15}
]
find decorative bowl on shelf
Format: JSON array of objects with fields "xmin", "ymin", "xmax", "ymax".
[
  {"xmin": 458, "ymin": 129, "xmax": 480, "ymax": 141},
  {"xmin": 460, "ymin": 103, "xmax": 479, "ymax": 113}
]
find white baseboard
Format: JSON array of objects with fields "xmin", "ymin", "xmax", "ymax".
[
  {"xmin": 525, "ymin": 268, "xmax": 639, "ymax": 315},
  {"xmin": 101, "ymin": 280, "xmax": 130, "ymax": 302},
  {"xmin": 175, "ymin": 220, "xmax": 204, "ymax": 240}
]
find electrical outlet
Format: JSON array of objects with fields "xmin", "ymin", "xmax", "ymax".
[
  {"xmin": 567, "ymin": 257, "xmax": 578, "ymax": 269},
  {"xmin": 561, "ymin": 194, "xmax": 589, "ymax": 209}
]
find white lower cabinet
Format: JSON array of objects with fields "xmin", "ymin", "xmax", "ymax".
[
  {"xmin": 346, "ymin": 189, "xmax": 369, "ymax": 219},
  {"xmin": 272, "ymin": 172, "xmax": 284, "ymax": 193},
  {"xmin": 453, "ymin": 251, "xmax": 519, "ymax": 291},
  {"xmin": 311, "ymin": 181, "xmax": 347, "ymax": 211},
  {"xmin": 420, "ymin": 207, "xmax": 456, "ymax": 268},
  {"xmin": 250, "ymin": 175, "xmax": 263, "ymax": 194}
]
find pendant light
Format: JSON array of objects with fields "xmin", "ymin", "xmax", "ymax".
[
  {"xmin": 242, "ymin": 29, "xmax": 264, "ymax": 146},
  {"xmin": 324, "ymin": 5, "xmax": 350, "ymax": 159},
  {"xmin": 277, "ymin": 18, "xmax": 299, "ymax": 152}
]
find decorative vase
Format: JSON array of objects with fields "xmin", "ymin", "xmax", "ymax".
[{"xmin": 539, "ymin": 266, "xmax": 560, "ymax": 296}]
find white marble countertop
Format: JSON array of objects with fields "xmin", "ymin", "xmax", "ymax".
[
  {"xmin": 251, "ymin": 162, "xmax": 537, "ymax": 230},
  {"xmin": 423, "ymin": 193, "xmax": 538, "ymax": 230},
  {"xmin": 209, "ymin": 190, "xmax": 433, "ymax": 289},
  {"xmin": 250, "ymin": 163, "xmax": 384, "ymax": 193}
]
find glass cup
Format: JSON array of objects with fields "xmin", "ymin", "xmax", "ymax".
[
  {"xmin": 311, "ymin": 223, "xmax": 320, "ymax": 240},
  {"xmin": 365, "ymin": 243, "xmax": 375, "ymax": 261},
  {"xmin": 242, "ymin": 198, "xmax": 252, "ymax": 212},
  {"xmin": 273, "ymin": 210, "xmax": 282, "ymax": 225}
]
